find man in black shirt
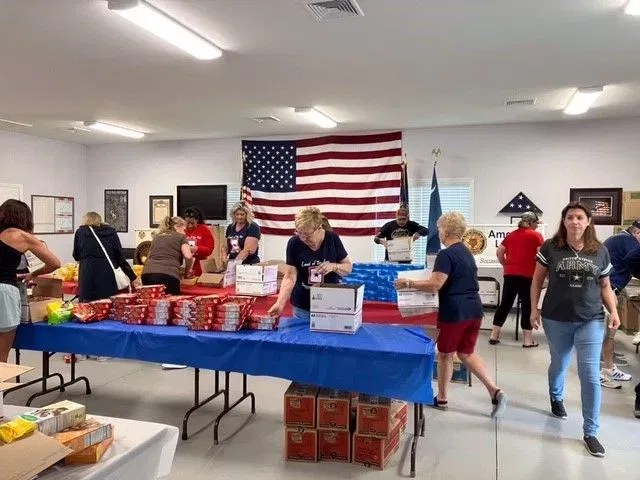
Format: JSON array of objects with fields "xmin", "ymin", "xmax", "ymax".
[{"xmin": 373, "ymin": 205, "xmax": 428, "ymax": 263}]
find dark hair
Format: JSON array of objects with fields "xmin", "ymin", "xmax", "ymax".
[
  {"xmin": 183, "ymin": 206, "xmax": 205, "ymax": 224},
  {"xmin": 0, "ymin": 199, "xmax": 34, "ymax": 233},
  {"xmin": 321, "ymin": 215, "xmax": 332, "ymax": 232},
  {"xmin": 551, "ymin": 201, "xmax": 601, "ymax": 254}
]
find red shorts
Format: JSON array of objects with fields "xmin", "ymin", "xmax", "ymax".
[{"xmin": 436, "ymin": 318, "xmax": 482, "ymax": 354}]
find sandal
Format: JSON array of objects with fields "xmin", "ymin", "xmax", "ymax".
[
  {"xmin": 489, "ymin": 338, "xmax": 500, "ymax": 345},
  {"xmin": 522, "ymin": 343, "xmax": 539, "ymax": 348},
  {"xmin": 432, "ymin": 395, "xmax": 448, "ymax": 411}
]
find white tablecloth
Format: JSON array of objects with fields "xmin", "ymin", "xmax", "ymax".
[{"xmin": 4, "ymin": 405, "xmax": 179, "ymax": 480}]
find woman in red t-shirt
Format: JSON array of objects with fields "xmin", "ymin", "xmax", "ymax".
[
  {"xmin": 489, "ymin": 212, "xmax": 544, "ymax": 347},
  {"xmin": 183, "ymin": 206, "xmax": 214, "ymax": 277}
]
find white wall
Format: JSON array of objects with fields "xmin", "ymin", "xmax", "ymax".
[
  {"xmin": 86, "ymin": 116, "xmax": 640, "ymax": 263},
  {"xmin": 0, "ymin": 131, "xmax": 87, "ymax": 263}
]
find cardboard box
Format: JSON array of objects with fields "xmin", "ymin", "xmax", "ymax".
[
  {"xmin": 21, "ymin": 400, "xmax": 86, "ymax": 436},
  {"xmin": 28, "ymin": 277, "xmax": 63, "ymax": 322},
  {"xmin": 198, "ymin": 259, "xmax": 236, "ymax": 287},
  {"xmin": 622, "ymin": 191, "xmax": 640, "ymax": 225},
  {"xmin": 310, "ymin": 311, "xmax": 362, "ymax": 334},
  {"xmin": 235, "ymin": 281, "xmax": 278, "ymax": 296},
  {"xmin": 180, "ymin": 277, "xmax": 199, "ymax": 287},
  {"xmin": 54, "ymin": 418, "xmax": 113, "ymax": 452},
  {"xmin": 236, "ymin": 263, "xmax": 278, "ymax": 283},
  {"xmin": 356, "ymin": 395, "xmax": 405, "ymax": 438},
  {"xmin": 64, "ymin": 434, "xmax": 114, "ymax": 464},
  {"xmin": 0, "ymin": 430, "xmax": 73, "ymax": 480},
  {"xmin": 396, "ymin": 269, "xmax": 439, "ymax": 307},
  {"xmin": 285, "ymin": 427, "xmax": 318, "ymax": 462},
  {"xmin": 0, "ymin": 363, "xmax": 34, "ymax": 419},
  {"xmin": 352, "ymin": 416, "xmax": 402, "ymax": 470},
  {"xmin": 433, "ymin": 354, "xmax": 470, "ymax": 384},
  {"xmin": 317, "ymin": 388, "xmax": 351, "ymax": 430},
  {"xmin": 284, "ymin": 383, "xmax": 319, "ymax": 428},
  {"xmin": 479, "ymin": 279, "xmax": 499, "ymax": 306},
  {"xmin": 318, "ymin": 429, "xmax": 350, "ymax": 462},
  {"xmin": 387, "ymin": 237, "xmax": 412, "ymax": 262},
  {"xmin": 310, "ymin": 283, "xmax": 364, "ymax": 314},
  {"xmin": 624, "ymin": 296, "xmax": 640, "ymax": 333}
]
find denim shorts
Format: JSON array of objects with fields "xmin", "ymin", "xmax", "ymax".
[{"xmin": 0, "ymin": 283, "xmax": 21, "ymax": 332}]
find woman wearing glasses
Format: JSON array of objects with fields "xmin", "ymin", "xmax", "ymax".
[{"xmin": 268, "ymin": 207, "xmax": 352, "ymax": 320}]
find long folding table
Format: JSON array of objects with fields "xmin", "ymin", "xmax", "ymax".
[{"xmin": 6, "ymin": 318, "xmax": 435, "ymax": 477}]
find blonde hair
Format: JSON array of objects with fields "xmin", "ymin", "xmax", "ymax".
[
  {"xmin": 229, "ymin": 202, "xmax": 254, "ymax": 224},
  {"xmin": 158, "ymin": 216, "xmax": 186, "ymax": 234},
  {"xmin": 82, "ymin": 211, "xmax": 103, "ymax": 227},
  {"xmin": 295, "ymin": 207, "xmax": 324, "ymax": 231},
  {"xmin": 437, "ymin": 211, "xmax": 466, "ymax": 239}
]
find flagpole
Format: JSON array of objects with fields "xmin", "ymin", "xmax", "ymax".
[
  {"xmin": 426, "ymin": 147, "xmax": 442, "ymax": 267},
  {"xmin": 240, "ymin": 151, "xmax": 246, "ymax": 202}
]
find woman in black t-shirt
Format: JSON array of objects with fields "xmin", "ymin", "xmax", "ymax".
[
  {"xmin": 268, "ymin": 207, "xmax": 352, "ymax": 320},
  {"xmin": 221, "ymin": 202, "xmax": 261, "ymax": 267}
]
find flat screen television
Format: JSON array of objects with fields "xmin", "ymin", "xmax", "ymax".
[{"xmin": 177, "ymin": 185, "xmax": 227, "ymax": 222}]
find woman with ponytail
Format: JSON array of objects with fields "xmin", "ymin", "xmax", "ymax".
[{"xmin": 141, "ymin": 216, "xmax": 193, "ymax": 295}]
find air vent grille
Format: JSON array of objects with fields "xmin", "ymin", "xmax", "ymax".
[
  {"xmin": 505, "ymin": 98, "xmax": 536, "ymax": 107},
  {"xmin": 251, "ymin": 116, "xmax": 280, "ymax": 124},
  {"xmin": 303, "ymin": 0, "xmax": 364, "ymax": 21}
]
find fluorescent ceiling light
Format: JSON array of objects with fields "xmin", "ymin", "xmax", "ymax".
[
  {"xmin": 563, "ymin": 87, "xmax": 604, "ymax": 115},
  {"xmin": 0, "ymin": 118, "xmax": 32, "ymax": 127},
  {"xmin": 84, "ymin": 121, "xmax": 145, "ymax": 139},
  {"xmin": 294, "ymin": 107, "xmax": 337, "ymax": 128},
  {"xmin": 625, "ymin": 0, "xmax": 640, "ymax": 15},
  {"xmin": 107, "ymin": 0, "xmax": 222, "ymax": 60}
]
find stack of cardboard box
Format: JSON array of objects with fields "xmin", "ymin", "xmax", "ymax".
[
  {"xmin": 310, "ymin": 284, "xmax": 364, "ymax": 334},
  {"xmin": 386, "ymin": 237, "xmax": 413, "ymax": 262},
  {"xmin": 236, "ymin": 263, "xmax": 279, "ymax": 296},
  {"xmin": 283, "ymin": 382, "xmax": 407, "ymax": 470}
]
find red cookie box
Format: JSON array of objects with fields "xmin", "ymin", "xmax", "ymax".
[
  {"xmin": 249, "ymin": 314, "xmax": 279, "ymax": 324},
  {"xmin": 135, "ymin": 284, "xmax": 166, "ymax": 299},
  {"xmin": 193, "ymin": 294, "xmax": 226, "ymax": 305},
  {"xmin": 356, "ymin": 396, "xmax": 407, "ymax": 439},
  {"xmin": 318, "ymin": 429, "xmax": 350, "ymax": 463},
  {"xmin": 352, "ymin": 416, "xmax": 402, "ymax": 470},
  {"xmin": 317, "ymin": 388, "xmax": 351, "ymax": 431},
  {"xmin": 89, "ymin": 299, "xmax": 112, "ymax": 319},
  {"xmin": 284, "ymin": 383, "xmax": 319, "ymax": 428},
  {"xmin": 72, "ymin": 303, "xmax": 96, "ymax": 323},
  {"xmin": 285, "ymin": 427, "xmax": 318, "ymax": 463},
  {"xmin": 110, "ymin": 293, "xmax": 138, "ymax": 304}
]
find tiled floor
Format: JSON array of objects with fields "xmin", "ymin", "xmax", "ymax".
[{"xmin": 5, "ymin": 317, "xmax": 640, "ymax": 480}]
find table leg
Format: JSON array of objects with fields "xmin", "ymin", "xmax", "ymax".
[
  {"xmin": 410, "ymin": 403, "xmax": 425, "ymax": 478},
  {"xmin": 25, "ymin": 352, "xmax": 92, "ymax": 406},
  {"xmin": 213, "ymin": 372, "xmax": 256, "ymax": 445},
  {"xmin": 3, "ymin": 352, "xmax": 65, "ymax": 402},
  {"xmin": 182, "ymin": 369, "xmax": 225, "ymax": 441}
]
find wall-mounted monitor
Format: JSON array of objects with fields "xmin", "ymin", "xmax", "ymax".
[{"xmin": 177, "ymin": 185, "xmax": 227, "ymax": 221}]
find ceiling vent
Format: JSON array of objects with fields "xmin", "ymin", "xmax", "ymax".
[
  {"xmin": 251, "ymin": 116, "xmax": 280, "ymax": 124},
  {"xmin": 505, "ymin": 98, "xmax": 537, "ymax": 107},
  {"xmin": 303, "ymin": 0, "xmax": 364, "ymax": 21}
]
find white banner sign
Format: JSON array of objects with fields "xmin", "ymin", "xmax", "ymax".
[{"xmin": 462, "ymin": 224, "xmax": 546, "ymax": 268}]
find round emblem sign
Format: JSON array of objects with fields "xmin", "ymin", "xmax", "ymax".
[{"xmin": 462, "ymin": 229, "xmax": 487, "ymax": 255}]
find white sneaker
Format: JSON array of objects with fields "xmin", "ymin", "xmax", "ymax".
[
  {"xmin": 600, "ymin": 373, "xmax": 622, "ymax": 389},
  {"xmin": 96, "ymin": 356, "xmax": 111, "ymax": 362},
  {"xmin": 633, "ymin": 331, "xmax": 640, "ymax": 346},
  {"xmin": 161, "ymin": 364, "xmax": 187, "ymax": 370},
  {"xmin": 603, "ymin": 366, "xmax": 632, "ymax": 382}
]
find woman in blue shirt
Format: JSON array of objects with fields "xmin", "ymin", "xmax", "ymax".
[
  {"xmin": 221, "ymin": 202, "xmax": 261, "ymax": 267},
  {"xmin": 268, "ymin": 207, "xmax": 352, "ymax": 320}
]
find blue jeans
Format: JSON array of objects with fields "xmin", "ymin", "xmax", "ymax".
[
  {"xmin": 543, "ymin": 317, "xmax": 604, "ymax": 437},
  {"xmin": 292, "ymin": 306, "xmax": 310, "ymax": 322}
]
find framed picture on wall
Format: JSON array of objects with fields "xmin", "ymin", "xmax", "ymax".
[
  {"xmin": 104, "ymin": 189, "xmax": 129, "ymax": 232},
  {"xmin": 149, "ymin": 195, "xmax": 173, "ymax": 228},
  {"xmin": 569, "ymin": 187, "xmax": 622, "ymax": 225}
]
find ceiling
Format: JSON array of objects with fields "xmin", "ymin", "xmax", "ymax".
[{"xmin": 1, "ymin": 0, "xmax": 639, "ymax": 144}]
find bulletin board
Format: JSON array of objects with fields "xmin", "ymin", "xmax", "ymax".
[{"xmin": 31, "ymin": 195, "xmax": 75, "ymax": 234}]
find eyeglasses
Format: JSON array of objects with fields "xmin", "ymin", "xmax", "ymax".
[{"xmin": 295, "ymin": 227, "xmax": 320, "ymax": 239}]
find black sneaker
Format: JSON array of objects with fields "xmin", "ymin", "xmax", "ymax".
[
  {"xmin": 550, "ymin": 399, "xmax": 567, "ymax": 419},
  {"xmin": 583, "ymin": 436, "xmax": 605, "ymax": 457},
  {"xmin": 634, "ymin": 396, "xmax": 640, "ymax": 419}
]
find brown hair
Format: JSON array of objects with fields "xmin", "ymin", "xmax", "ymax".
[
  {"xmin": 321, "ymin": 215, "xmax": 332, "ymax": 231},
  {"xmin": 0, "ymin": 199, "xmax": 34, "ymax": 232},
  {"xmin": 551, "ymin": 201, "xmax": 601, "ymax": 254}
]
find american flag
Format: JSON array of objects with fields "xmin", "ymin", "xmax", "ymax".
[{"xmin": 241, "ymin": 132, "xmax": 402, "ymax": 236}]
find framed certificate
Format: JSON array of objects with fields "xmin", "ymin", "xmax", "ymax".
[{"xmin": 149, "ymin": 195, "xmax": 174, "ymax": 228}]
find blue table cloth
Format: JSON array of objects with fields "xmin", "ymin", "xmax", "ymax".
[{"xmin": 15, "ymin": 318, "xmax": 435, "ymax": 403}]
